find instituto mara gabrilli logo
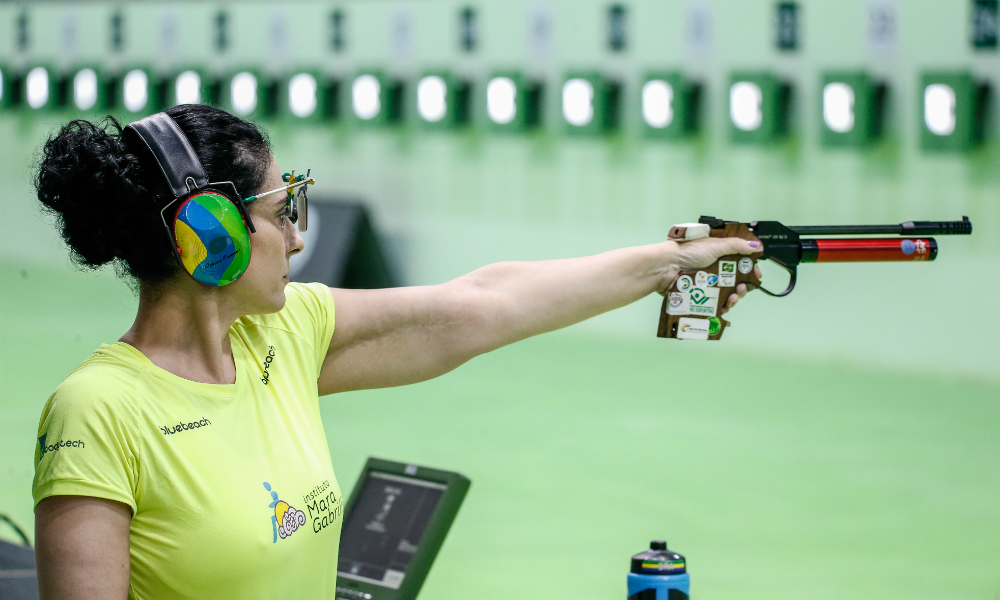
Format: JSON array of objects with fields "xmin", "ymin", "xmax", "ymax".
[{"xmin": 263, "ymin": 482, "xmax": 306, "ymax": 543}]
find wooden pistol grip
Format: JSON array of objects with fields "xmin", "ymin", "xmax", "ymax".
[{"xmin": 658, "ymin": 224, "xmax": 763, "ymax": 340}]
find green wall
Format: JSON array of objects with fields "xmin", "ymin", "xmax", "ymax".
[{"xmin": 2, "ymin": 0, "xmax": 996, "ymax": 379}]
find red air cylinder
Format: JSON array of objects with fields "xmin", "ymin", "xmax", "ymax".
[{"xmin": 810, "ymin": 238, "xmax": 937, "ymax": 262}]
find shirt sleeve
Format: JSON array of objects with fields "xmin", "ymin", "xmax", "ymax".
[
  {"xmin": 32, "ymin": 367, "xmax": 139, "ymax": 514},
  {"xmin": 269, "ymin": 282, "xmax": 337, "ymax": 370}
]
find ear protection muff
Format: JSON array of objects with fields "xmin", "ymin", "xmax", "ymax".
[
  {"xmin": 123, "ymin": 113, "xmax": 256, "ymax": 287},
  {"xmin": 170, "ymin": 189, "xmax": 253, "ymax": 286}
]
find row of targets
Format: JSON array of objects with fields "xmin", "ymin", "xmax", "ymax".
[{"xmin": 0, "ymin": 64, "xmax": 989, "ymax": 151}]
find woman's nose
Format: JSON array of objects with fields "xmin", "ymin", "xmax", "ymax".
[{"xmin": 287, "ymin": 227, "xmax": 305, "ymax": 255}]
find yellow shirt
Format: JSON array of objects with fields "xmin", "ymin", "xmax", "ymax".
[{"xmin": 33, "ymin": 282, "xmax": 344, "ymax": 599}]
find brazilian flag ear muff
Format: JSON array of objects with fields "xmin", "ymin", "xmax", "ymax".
[
  {"xmin": 169, "ymin": 188, "xmax": 253, "ymax": 286},
  {"xmin": 123, "ymin": 113, "xmax": 255, "ymax": 287}
]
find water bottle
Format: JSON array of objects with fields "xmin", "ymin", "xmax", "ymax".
[{"xmin": 626, "ymin": 540, "xmax": 690, "ymax": 600}]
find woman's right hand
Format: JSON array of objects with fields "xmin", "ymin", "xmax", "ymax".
[{"xmin": 656, "ymin": 237, "xmax": 764, "ymax": 314}]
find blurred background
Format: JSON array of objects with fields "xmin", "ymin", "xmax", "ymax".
[{"xmin": 0, "ymin": 1, "xmax": 997, "ymax": 599}]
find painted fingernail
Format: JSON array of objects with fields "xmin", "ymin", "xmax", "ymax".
[{"xmin": 748, "ymin": 240, "xmax": 761, "ymax": 248}]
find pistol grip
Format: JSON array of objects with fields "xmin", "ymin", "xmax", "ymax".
[{"xmin": 658, "ymin": 223, "xmax": 762, "ymax": 340}]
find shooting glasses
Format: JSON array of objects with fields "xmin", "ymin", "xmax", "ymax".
[{"xmin": 244, "ymin": 169, "xmax": 315, "ymax": 232}]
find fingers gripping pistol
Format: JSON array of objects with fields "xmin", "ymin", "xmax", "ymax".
[{"xmin": 658, "ymin": 216, "xmax": 973, "ymax": 340}]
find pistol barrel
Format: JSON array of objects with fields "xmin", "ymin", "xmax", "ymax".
[{"xmin": 789, "ymin": 216, "xmax": 971, "ymax": 236}]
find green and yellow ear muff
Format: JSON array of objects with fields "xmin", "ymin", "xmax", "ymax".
[{"xmin": 169, "ymin": 189, "xmax": 253, "ymax": 286}]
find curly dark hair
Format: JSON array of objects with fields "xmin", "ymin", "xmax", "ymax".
[{"xmin": 35, "ymin": 104, "xmax": 272, "ymax": 285}]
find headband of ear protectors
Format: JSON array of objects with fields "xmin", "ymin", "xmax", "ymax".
[{"xmin": 124, "ymin": 113, "xmax": 256, "ymax": 287}]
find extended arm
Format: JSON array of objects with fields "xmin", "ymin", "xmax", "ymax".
[
  {"xmin": 35, "ymin": 495, "xmax": 131, "ymax": 600},
  {"xmin": 318, "ymin": 237, "xmax": 758, "ymax": 394}
]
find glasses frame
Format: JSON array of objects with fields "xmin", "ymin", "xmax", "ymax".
[{"xmin": 243, "ymin": 169, "xmax": 313, "ymax": 232}]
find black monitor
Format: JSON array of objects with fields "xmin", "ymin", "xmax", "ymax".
[{"xmin": 336, "ymin": 458, "xmax": 471, "ymax": 600}]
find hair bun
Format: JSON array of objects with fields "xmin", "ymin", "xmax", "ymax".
[{"xmin": 35, "ymin": 117, "xmax": 151, "ymax": 268}]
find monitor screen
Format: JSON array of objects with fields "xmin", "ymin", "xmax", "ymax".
[{"xmin": 337, "ymin": 472, "xmax": 447, "ymax": 589}]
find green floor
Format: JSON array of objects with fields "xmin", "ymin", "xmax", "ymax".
[{"xmin": 2, "ymin": 258, "xmax": 998, "ymax": 599}]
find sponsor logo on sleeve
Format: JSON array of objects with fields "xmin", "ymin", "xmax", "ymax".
[{"xmin": 36, "ymin": 433, "xmax": 85, "ymax": 464}]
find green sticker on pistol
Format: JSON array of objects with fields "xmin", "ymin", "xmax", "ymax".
[{"xmin": 708, "ymin": 317, "xmax": 721, "ymax": 335}]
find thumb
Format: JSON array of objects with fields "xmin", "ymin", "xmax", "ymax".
[{"xmin": 724, "ymin": 237, "xmax": 762, "ymax": 255}]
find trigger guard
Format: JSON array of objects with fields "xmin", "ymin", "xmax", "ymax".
[{"xmin": 758, "ymin": 260, "xmax": 797, "ymax": 297}]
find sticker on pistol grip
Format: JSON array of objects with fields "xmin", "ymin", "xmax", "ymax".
[
  {"xmin": 719, "ymin": 261, "xmax": 736, "ymax": 287},
  {"xmin": 708, "ymin": 317, "xmax": 721, "ymax": 335},
  {"xmin": 688, "ymin": 286, "xmax": 720, "ymax": 316},
  {"xmin": 676, "ymin": 275, "xmax": 694, "ymax": 292},
  {"xmin": 738, "ymin": 256, "xmax": 754, "ymax": 274},
  {"xmin": 677, "ymin": 317, "xmax": 710, "ymax": 340},
  {"xmin": 695, "ymin": 271, "xmax": 718, "ymax": 287},
  {"xmin": 667, "ymin": 292, "xmax": 690, "ymax": 315}
]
